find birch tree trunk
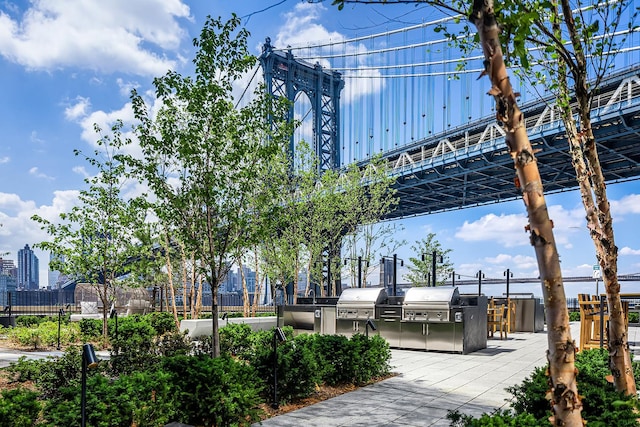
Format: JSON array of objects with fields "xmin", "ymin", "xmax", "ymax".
[
  {"xmin": 470, "ymin": 1, "xmax": 583, "ymax": 424},
  {"xmin": 555, "ymin": 0, "xmax": 636, "ymax": 396},
  {"xmin": 239, "ymin": 257, "xmax": 250, "ymax": 317},
  {"xmin": 163, "ymin": 232, "xmax": 180, "ymax": 328}
]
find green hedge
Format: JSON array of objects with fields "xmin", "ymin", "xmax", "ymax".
[
  {"xmin": 450, "ymin": 347, "xmax": 640, "ymax": 426},
  {"xmin": 2, "ymin": 317, "xmax": 393, "ymax": 424}
]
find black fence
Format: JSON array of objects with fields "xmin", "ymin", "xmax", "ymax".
[{"xmin": 0, "ymin": 289, "xmax": 275, "ymax": 318}]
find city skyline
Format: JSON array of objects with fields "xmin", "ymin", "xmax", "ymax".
[{"xmin": 0, "ymin": 1, "xmax": 639, "ymax": 293}]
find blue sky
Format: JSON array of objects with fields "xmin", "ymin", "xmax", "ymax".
[{"xmin": 0, "ymin": 0, "xmax": 639, "ymax": 292}]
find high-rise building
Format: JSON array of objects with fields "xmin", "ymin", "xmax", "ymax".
[
  {"xmin": 17, "ymin": 244, "xmax": 39, "ymax": 290},
  {"xmin": 0, "ymin": 258, "xmax": 16, "ymax": 276},
  {"xmin": 48, "ymin": 253, "xmax": 65, "ymax": 289}
]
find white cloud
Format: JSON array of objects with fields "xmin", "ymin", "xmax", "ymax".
[
  {"xmin": 455, "ymin": 212, "xmax": 528, "ymax": 247},
  {"xmin": 620, "ymin": 247, "xmax": 640, "ymax": 256},
  {"xmin": 29, "ymin": 166, "xmax": 54, "ymax": 181},
  {"xmin": 0, "ymin": 190, "xmax": 79, "ymax": 284},
  {"xmin": 611, "ymin": 194, "xmax": 640, "ymax": 216},
  {"xmin": 0, "ymin": 156, "xmax": 9, "ymax": 164},
  {"xmin": 116, "ymin": 78, "xmax": 140, "ymax": 97},
  {"xmin": 0, "ymin": 0, "xmax": 191, "ymax": 76},
  {"xmin": 72, "ymin": 166, "xmax": 90, "ymax": 179},
  {"xmin": 484, "ymin": 253, "xmax": 537, "ymax": 269},
  {"xmin": 64, "ymin": 96, "xmax": 91, "ymax": 121},
  {"xmin": 454, "ymin": 204, "xmax": 585, "ymax": 249},
  {"xmin": 30, "ymin": 131, "xmax": 44, "ymax": 144}
]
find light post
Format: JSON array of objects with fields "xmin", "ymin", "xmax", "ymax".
[
  {"xmin": 109, "ymin": 304, "xmax": 118, "ymax": 344},
  {"xmin": 365, "ymin": 319, "xmax": 377, "ymax": 338},
  {"xmin": 451, "ymin": 271, "xmax": 460, "ymax": 287},
  {"xmin": 272, "ymin": 327, "xmax": 287, "ymax": 409},
  {"xmin": 422, "ymin": 251, "xmax": 443, "ymax": 287},
  {"xmin": 81, "ymin": 343, "xmax": 99, "ymax": 427},
  {"xmin": 57, "ymin": 308, "xmax": 65, "ymax": 350},
  {"xmin": 380, "ymin": 255, "xmax": 403, "ymax": 296},
  {"xmin": 476, "ymin": 270, "xmax": 485, "ymax": 296},
  {"xmin": 344, "ymin": 256, "xmax": 370, "ymax": 288},
  {"xmin": 504, "ymin": 269, "xmax": 513, "ymax": 299}
]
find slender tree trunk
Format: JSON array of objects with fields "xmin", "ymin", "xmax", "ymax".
[
  {"xmin": 179, "ymin": 244, "xmax": 188, "ymax": 321},
  {"xmin": 293, "ymin": 257, "xmax": 299, "ymax": 304},
  {"xmin": 554, "ymin": 0, "xmax": 636, "ymax": 395},
  {"xmin": 239, "ymin": 257, "xmax": 250, "ymax": 317},
  {"xmin": 195, "ymin": 273, "xmax": 203, "ymax": 319},
  {"xmin": 164, "ymin": 233, "xmax": 179, "ymax": 328},
  {"xmin": 470, "ymin": 1, "xmax": 583, "ymax": 425},
  {"xmin": 252, "ymin": 248, "xmax": 262, "ymax": 317}
]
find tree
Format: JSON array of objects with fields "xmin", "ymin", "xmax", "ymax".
[
  {"xmin": 405, "ymin": 234, "xmax": 453, "ymax": 287},
  {"xmin": 330, "ymin": 0, "xmax": 638, "ymax": 400},
  {"xmin": 32, "ymin": 122, "xmax": 148, "ymax": 339},
  {"xmin": 343, "ymin": 157, "xmax": 402, "ymax": 289},
  {"xmin": 128, "ymin": 15, "xmax": 292, "ymax": 357}
]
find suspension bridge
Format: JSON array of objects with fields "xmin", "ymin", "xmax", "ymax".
[{"xmin": 249, "ymin": 9, "xmax": 640, "ymax": 219}]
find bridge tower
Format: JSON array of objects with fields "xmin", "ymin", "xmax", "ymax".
[{"xmin": 259, "ymin": 37, "xmax": 345, "ymax": 173}]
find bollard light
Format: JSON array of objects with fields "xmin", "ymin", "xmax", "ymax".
[
  {"xmin": 272, "ymin": 327, "xmax": 287, "ymax": 409},
  {"xmin": 57, "ymin": 308, "xmax": 65, "ymax": 350},
  {"xmin": 81, "ymin": 343, "xmax": 99, "ymax": 427},
  {"xmin": 365, "ymin": 319, "xmax": 377, "ymax": 338}
]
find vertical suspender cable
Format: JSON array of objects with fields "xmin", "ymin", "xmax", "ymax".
[
  {"xmin": 403, "ymin": 29, "xmax": 408, "ymax": 147},
  {"xmin": 411, "ymin": 44, "xmax": 415, "ymax": 141}
]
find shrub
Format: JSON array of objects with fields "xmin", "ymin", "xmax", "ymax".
[
  {"xmin": 504, "ymin": 347, "xmax": 640, "ymax": 426},
  {"xmin": 147, "ymin": 312, "xmax": 178, "ymax": 335},
  {"xmin": 79, "ymin": 318, "xmax": 102, "ymax": 340},
  {"xmin": 43, "ymin": 369, "xmax": 175, "ymax": 427},
  {"xmin": 248, "ymin": 332, "xmax": 320, "ymax": 405},
  {"xmin": 447, "ymin": 409, "xmax": 539, "ymax": 426},
  {"xmin": 109, "ymin": 315, "xmax": 159, "ymax": 375},
  {"xmin": 15, "ymin": 315, "xmax": 45, "ymax": 327},
  {"xmin": 569, "ymin": 311, "xmax": 580, "ymax": 322},
  {"xmin": 0, "ymin": 387, "xmax": 42, "ymax": 427},
  {"xmin": 312, "ymin": 334, "xmax": 353, "ymax": 385},
  {"xmin": 161, "ymin": 354, "xmax": 264, "ymax": 426},
  {"xmin": 349, "ymin": 334, "xmax": 392, "ymax": 384},
  {"xmin": 220, "ymin": 323, "xmax": 254, "ymax": 357},
  {"xmin": 6, "ymin": 326, "xmax": 43, "ymax": 349},
  {"xmin": 154, "ymin": 330, "xmax": 192, "ymax": 357}
]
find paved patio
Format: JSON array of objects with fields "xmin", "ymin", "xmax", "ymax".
[{"xmin": 254, "ymin": 323, "xmax": 640, "ymax": 426}]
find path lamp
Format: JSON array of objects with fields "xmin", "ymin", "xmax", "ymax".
[
  {"xmin": 109, "ymin": 304, "xmax": 118, "ymax": 344},
  {"xmin": 57, "ymin": 308, "xmax": 65, "ymax": 350},
  {"xmin": 365, "ymin": 319, "xmax": 377, "ymax": 338},
  {"xmin": 81, "ymin": 343, "xmax": 99, "ymax": 427},
  {"xmin": 272, "ymin": 327, "xmax": 287, "ymax": 409},
  {"xmin": 476, "ymin": 270, "xmax": 485, "ymax": 296}
]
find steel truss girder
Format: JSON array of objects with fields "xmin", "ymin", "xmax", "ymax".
[{"xmin": 259, "ymin": 38, "xmax": 345, "ymax": 173}]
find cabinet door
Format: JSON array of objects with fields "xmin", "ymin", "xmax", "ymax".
[
  {"xmin": 426, "ymin": 323, "xmax": 455, "ymax": 352},
  {"xmin": 399, "ymin": 322, "xmax": 427, "ymax": 349}
]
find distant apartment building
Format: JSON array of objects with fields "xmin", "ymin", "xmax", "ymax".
[
  {"xmin": 48, "ymin": 252, "xmax": 66, "ymax": 289},
  {"xmin": 17, "ymin": 244, "xmax": 39, "ymax": 290},
  {"xmin": 0, "ymin": 258, "xmax": 16, "ymax": 278}
]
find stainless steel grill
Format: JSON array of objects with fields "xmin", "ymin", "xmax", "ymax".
[
  {"xmin": 336, "ymin": 287, "xmax": 388, "ymax": 320},
  {"xmin": 402, "ymin": 287, "xmax": 460, "ymax": 322}
]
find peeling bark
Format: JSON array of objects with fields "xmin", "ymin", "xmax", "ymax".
[
  {"xmin": 470, "ymin": 1, "xmax": 583, "ymax": 425},
  {"xmin": 555, "ymin": 0, "xmax": 636, "ymax": 396}
]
